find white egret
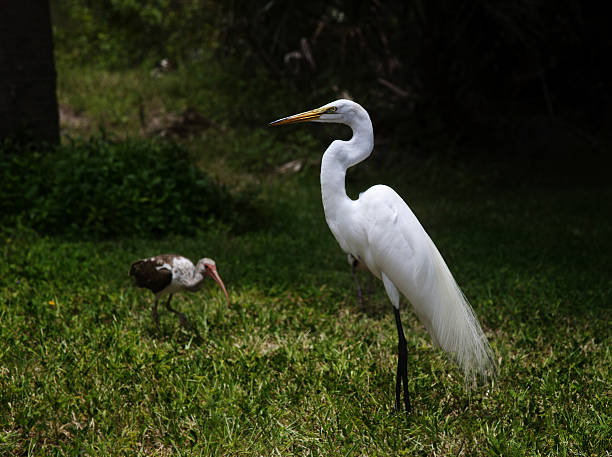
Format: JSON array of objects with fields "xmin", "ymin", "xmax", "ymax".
[
  {"xmin": 270, "ymin": 99, "xmax": 495, "ymax": 413},
  {"xmin": 129, "ymin": 254, "xmax": 230, "ymax": 333}
]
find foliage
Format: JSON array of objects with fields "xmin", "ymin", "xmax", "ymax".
[
  {"xmin": 0, "ymin": 174, "xmax": 610, "ymax": 455},
  {"xmin": 52, "ymin": 0, "xmax": 612, "ymax": 157},
  {"xmin": 0, "ymin": 139, "xmax": 261, "ymax": 238},
  {"xmin": 51, "ymin": 0, "xmax": 221, "ymax": 68}
]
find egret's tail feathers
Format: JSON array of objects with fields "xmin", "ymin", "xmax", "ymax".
[{"xmin": 414, "ymin": 241, "xmax": 496, "ymax": 384}]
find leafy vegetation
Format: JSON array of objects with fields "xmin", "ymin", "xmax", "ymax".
[
  {"xmin": 0, "ymin": 139, "xmax": 260, "ymax": 238},
  {"xmin": 51, "ymin": 0, "xmax": 612, "ymax": 165},
  {"xmin": 51, "ymin": 0, "xmax": 219, "ymax": 68}
]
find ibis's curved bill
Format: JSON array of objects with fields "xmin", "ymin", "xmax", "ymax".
[{"xmin": 205, "ymin": 263, "xmax": 230, "ymax": 308}]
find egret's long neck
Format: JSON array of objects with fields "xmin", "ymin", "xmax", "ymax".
[{"xmin": 320, "ymin": 112, "xmax": 374, "ymax": 218}]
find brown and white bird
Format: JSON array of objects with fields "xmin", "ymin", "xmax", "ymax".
[{"xmin": 129, "ymin": 254, "xmax": 230, "ymax": 332}]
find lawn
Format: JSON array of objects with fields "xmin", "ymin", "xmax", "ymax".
[
  {"xmin": 1, "ymin": 161, "xmax": 610, "ymax": 455},
  {"xmin": 1, "ymin": 57, "xmax": 610, "ymax": 455}
]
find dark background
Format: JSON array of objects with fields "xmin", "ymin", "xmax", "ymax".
[
  {"xmin": 3, "ymin": 1, "xmax": 612, "ymax": 184},
  {"xmin": 54, "ymin": 1, "xmax": 612, "ymax": 177}
]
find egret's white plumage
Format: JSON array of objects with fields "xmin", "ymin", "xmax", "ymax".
[
  {"xmin": 271, "ymin": 99, "xmax": 495, "ymax": 410},
  {"xmin": 348, "ymin": 183, "xmax": 494, "ymax": 381}
]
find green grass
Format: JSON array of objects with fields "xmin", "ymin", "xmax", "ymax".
[
  {"xmin": 7, "ymin": 57, "xmax": 611, "ymax": 455},
  {"xmin": 1, "ymin": 170, "xmax": 610, "ymax": 456}
]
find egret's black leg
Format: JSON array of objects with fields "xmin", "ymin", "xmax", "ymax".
[
  {"xmin": 394, "ymin": 306, "xmax": 411, "ymax": 414},
  {"xmin": 351, "ymin": 259, "xmax": 363, "ymax": 305},
  {"xmin": 395, "ymin": 345, "xmax": 402, "ymax": 410}
]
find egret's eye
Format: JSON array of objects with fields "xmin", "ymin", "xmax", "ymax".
[{"xmin": 326, "ymin": 107, "xmax": 337, "ymax": 113}]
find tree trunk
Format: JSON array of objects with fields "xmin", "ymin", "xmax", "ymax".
[{"xmin": 0, "ymin": 0, "xmax": 59, "ymax": 143}]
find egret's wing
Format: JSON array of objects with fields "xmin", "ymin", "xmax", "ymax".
[
  {"xmin": 358, "ymin": 185, "xmax": 495, "ymax": 381},
  {"xmin": 358, "ymin": 185, "xmax": 436, "ymax": 312}
]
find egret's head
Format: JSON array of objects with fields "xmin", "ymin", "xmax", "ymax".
[{"xmin": 269, "ymin": 99, "xmax": 362, "ymax": 126}]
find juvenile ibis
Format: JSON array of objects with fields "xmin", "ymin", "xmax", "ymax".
[{"xmin": 129, "ymin": 254, "xmax": 230, "ymax": 333}]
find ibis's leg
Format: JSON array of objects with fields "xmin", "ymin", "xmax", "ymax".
[
  {"xmin": 394, "ymin": 307, "xmax": 411, "ymax": 413},
  {"xmin": 381, "ymin": 272, "xmax": 411, "ymax": 414},
  {"xmin": 152, "ymin": 298, "xmax": 160, "ymax": 330},
  {"xmin": 351, "ymin": 260, "xmax": 363, "ymax": 305},
  {"xmin": 165, "ymin": 294, "xmax": 198, "ymax": 334},
  {"xmin": 165, "ymin": 294, "xmax": 188, "ymax": 327}
]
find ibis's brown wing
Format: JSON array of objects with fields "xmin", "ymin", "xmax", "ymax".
[{"xmin": 129, "ymin": 258, "xmax": 172, "ymax": 294}]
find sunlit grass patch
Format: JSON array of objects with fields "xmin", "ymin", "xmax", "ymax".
[{"xmin": 1, "ymin": 173, "xmax": 610, "ymax": 455}]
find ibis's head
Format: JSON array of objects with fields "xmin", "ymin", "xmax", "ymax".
[
  {"xmin": 269, "ymin": 99, "xmax": 363, "ymax": 127},
  {"xmin": 197, "ymin": 258, "xmax": 230, "ymax": 308}
]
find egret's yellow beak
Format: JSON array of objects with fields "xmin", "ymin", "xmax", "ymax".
[{"xmin": 269, "ymin": 107, "xmax": 326, "ymax": 126}]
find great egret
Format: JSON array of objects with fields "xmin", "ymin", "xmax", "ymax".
[
  {"xmin": 129, "ymin": 254, "xmax": 230, "ymax": 333},
  {"xmin": 270, "ymin": 99, "xmax": 495, "ymax": 413}
]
